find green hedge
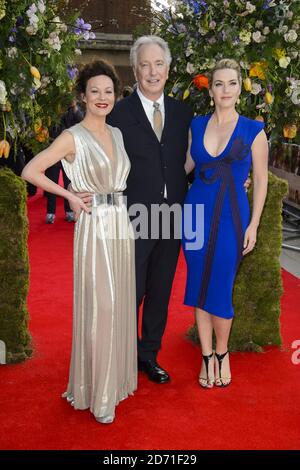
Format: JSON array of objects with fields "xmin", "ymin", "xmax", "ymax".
[
  {"xmin": 188, "ymin": 171, "xmax": 288, "ymax": 351},
  {"xmin": 0, "ymin": 168, "xmax": 32, "ymax": 363}
]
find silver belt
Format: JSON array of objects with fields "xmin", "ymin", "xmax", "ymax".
[{"xmin": 92, "ymin": 192, "xmax": 124, "ymax": 207}]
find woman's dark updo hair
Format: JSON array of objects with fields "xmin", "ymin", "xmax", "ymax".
[{"xmin": 75, "ymin": 60, "xmax": 120, "ymax": 99}]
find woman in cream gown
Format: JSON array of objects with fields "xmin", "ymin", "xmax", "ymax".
[{"xmin": 22, "ymin": 61, "xmax": 137, "ymax": 424}]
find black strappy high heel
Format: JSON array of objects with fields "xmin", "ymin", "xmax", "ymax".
[
  {"xmin": 215, "ymin": 351, "xmax": 231, "ymax": 387},
  {"xmin": 199, "ymin": 352, "xmax": 214, "ymax": 388}
]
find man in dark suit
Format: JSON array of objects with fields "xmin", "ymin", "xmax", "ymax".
[
  {"xmin": 107, "ymin": 36, "xmax": 193, "ymax": 383},
  {"xmin": 71, "ymin": 36, "xmax": 193, "ymax": 383}
]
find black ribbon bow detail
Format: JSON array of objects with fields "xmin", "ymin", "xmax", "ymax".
[{"xmin": 197, "ymin": 137, "xmax": 251, "ymax": 309}]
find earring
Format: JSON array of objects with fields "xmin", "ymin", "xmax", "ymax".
[
  {"xmin": 237, "ymin": 98, "xmax": 240, "ymax": 105},
  {"xmin": 210, "ymin": 98, "xmax": 214, "ymax": 106}
]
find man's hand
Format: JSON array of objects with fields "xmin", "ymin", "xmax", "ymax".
[{"xmin": 244, "ymin": 177, "xmax": 251, "ymax": 192}]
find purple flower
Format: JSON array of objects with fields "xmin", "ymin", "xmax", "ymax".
[
  {"xmin": 184, "ymin": 0, "xmax": 207, "ymax": 15},
  {"xmin": 74, "ymin": 17, "xmax": 94, "ymax": 40},
  {"xmin": 16, "ymin": 16, "xmax": 24, "ymax": 27},
  {"xmin": 76, "ymin": 18, "xmax": 85, "ymax": 28},
  {"xmin": 263, "ymin": 0, "xmax": 272, "ymax": 9},
  {"xmin": 67, "ymin": 65, "xmax": 78, "ymax": 80},
  {"xmin": 82, "ymin": 23, "xmax": 91, "ymax": 31}
]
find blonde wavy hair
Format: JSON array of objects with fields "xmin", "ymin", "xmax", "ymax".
[{"xmin": 208, "ymin": 59, "xmax": 242, "ymax": 88}]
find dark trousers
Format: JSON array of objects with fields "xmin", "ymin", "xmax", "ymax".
[
  {"xmin": 135, "ymin": 223, "xmax": 181, "ymax": 361},
  {"xmin": 45, "ymin": 163, "xmax": 71, "ymax": 214}
]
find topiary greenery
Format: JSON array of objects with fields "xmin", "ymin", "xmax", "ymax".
[
  {"xmin": 0, "ymin": 167, "xmax": 32, "ymax": 363},
  {"xmin": 188, "ymin": 171, "xmax": 288, "ymax": 352}
]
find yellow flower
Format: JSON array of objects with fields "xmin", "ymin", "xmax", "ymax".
[
  {"xmin": 30, "ymin": 66, "xmax": 41, "ymax": 81},
  {"xmin": 34, "ymin": 119, "xmax": 42, "ymax": 133},
  {"xmin": 272, "ymin": 48, "xmax": 286, "ymax": 60},
  {"xmin": 283, "ymin": 124, "xmax": 297, "ymax": 139},
  {"xmin": 243, "ymin": 77, "xmax": 252, "ymax": 92},
  {"xmin": 35, "ymin": 127, "xmax": 49, "ymax": 143},
  {"xmin": 0, "ymin": 139, "xmax": 10, "ymax": 159},
  {"xmin": 249, "ymin": 62, "xmax": 267, "ymax": 80},
  {"xmin": 2, "ymin": 101, "xmax": 11, "ymax": 112},
  {"xmin": 183, "ymin": 89, "xmax": 190, "ymax": 100},
  {"xmin": 265, "ymin": 92, "xmax": 273, "ymax": 104}
]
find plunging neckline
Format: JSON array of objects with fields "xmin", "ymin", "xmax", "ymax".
[
  {"xmin": 202, "ymin": 113, "xmax": 240, "ymax": 159},
  {"xmin": 80, "ymin": 123, "xmax": 116, "ymax": 162}
]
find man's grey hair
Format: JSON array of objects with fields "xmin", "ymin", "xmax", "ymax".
[{"xmin": 130, "ymin": 35, "xmax": 172, "ymax": 69}]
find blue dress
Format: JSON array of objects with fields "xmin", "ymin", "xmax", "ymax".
[{"xmin": 182, "ymin": 114, "xmax": 264, "ymax": 319}]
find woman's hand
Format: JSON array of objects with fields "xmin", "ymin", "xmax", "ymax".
[
  {"xmin": 68, "ymin": 193, "xmax": 91, "ymax": 221},
  {"xmin": 242, "ymin": 223, "xmax": 257, "ymax": 256}
]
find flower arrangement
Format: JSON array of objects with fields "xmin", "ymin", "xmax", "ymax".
[
  {"xmin": 151, "ymin": 0, "xmax": 300, "ymax": 143},
  {"xmin": 0, "ymin": 0, "xmax": 95, "ymax": 157}
]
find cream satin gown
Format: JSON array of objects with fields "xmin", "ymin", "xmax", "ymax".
[{"xmin": 61, "ymin": 123, "xmax": 137, "ymax": 421}]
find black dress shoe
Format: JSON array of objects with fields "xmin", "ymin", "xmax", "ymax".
[{"xmin": 138, "ymin": 359, "xmax": 170, "ymax": 384}]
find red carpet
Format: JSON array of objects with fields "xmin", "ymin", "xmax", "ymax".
[{"xmin": 0, "ymin": 191, "xmax": 300, "ymax": 450}]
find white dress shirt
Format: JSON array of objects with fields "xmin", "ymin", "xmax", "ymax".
[{"xmin": 137, "ymin": 87, "xmax": 167, "ymax": 198}]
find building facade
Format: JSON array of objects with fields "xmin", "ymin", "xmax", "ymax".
[{"xmin": 69, "ymin": 0, "xmax": 151, "ymax": 87}]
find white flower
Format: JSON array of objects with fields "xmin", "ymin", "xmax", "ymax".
[
  {"xmin": 263, "ymin": 26, "xmax": 270, "ymax": 35},
  {"xmin": 246, "ymin": 2, "xmax": 256, "ymax": 13},
  {"xmin": 33, "ymin": 77, "xmax": 41, "ymax": 89},
  {"xmin": 7, "ymin": 47, "xmax": 18, "ymax": 58},
  {"xmin": 27, "ymin": 3, "xmax": 37, "ymax": 16},
  {"xmin": 284, "ymin": 30, "xmax": 298, "ymax": 43},
  {"xmin": 19, "ymin": 73, "xmax": 26, "ymax": 80},
  {"xmin": 185, "ymin": 45, "xmax": 193, "ymax": 58},
  {"xmin": 252, "ymin": 31, "xmax": 262, "ymax": 43},
  {"xmin": 0, "ymin": 80, "xmax": 7, "ymax": 105},
  {"xmin": 198, "ymin": 27, "xmax": 208, "ymax": 36},
  {"xmin": 285, "ymin": 87, "xmax": 292, "ymax": 97},
  {"xmin": 287, "ymin": 11, "xmax": 293, "ymax": 19},
  {"xmin": 37, "ymin": 49, "xmax": 49, "ymax": 55},
  {"xmin": 207, "ymin": 37, "xmax": 217, "ymax": 45},
  {"xmin": 29, "ymin": 13, "xmax": 39, "ymax": 26},
  {"xmin": 26, "ymin": 25, "xmax": 38, "ymax": 35},
  {"xmin": 209, "ymin": 21, "xmax": 216, "ymax": 30},
  {"xmin": 291, "ymin": 81, "xmax": 300, "ymax": 105},
  {"xmin": 279, "ymin": 25, "xmax": 288, "ymax": 34},
  {"xmin": 46, "ymin": 32, "xmax": 62, "ymax": 51},
  {"xmin": 279, "ymin": 56, "xmax": 291, "ymax": 68},
  {"xmin": 255, "ymin": 20, "xmax": 263, "ymax": 29},
  {"xmin": 74, "ymin": 49, "xmax": 82, "ymax": 55},
  {"xmin": 10, "ymin": 85, "xmax": 18, "ymax": 96},
  {"xmin": 37, "ymin": 0, "xmax": 46, "ymax": 14},
  {"xmin": 186, "ymin": 62, "xmax": 195, "ymax": 74},
  {"xmin": 52, "ymin": 16, "xmax": 67, "ymax": 32},
  {"xmin": 250, "ymin": 83, "xmax": 262, "ymax": 95},
  {"xmin": 41, "ymin": 76, "xmax": 51, "ymax": 87},
  {"xmin": 290, "ymin": 51, "xmax": 298, "ymax": 59}
]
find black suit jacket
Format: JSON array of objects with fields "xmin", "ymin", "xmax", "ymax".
[{"xmin": 108, "ymin": 90, "xmax": 193, "ymax": 209}]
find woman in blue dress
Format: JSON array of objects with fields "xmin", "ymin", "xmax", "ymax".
[{"xmin": 182, "ymin": 59, "xmax": 268, "ymax": 388}]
